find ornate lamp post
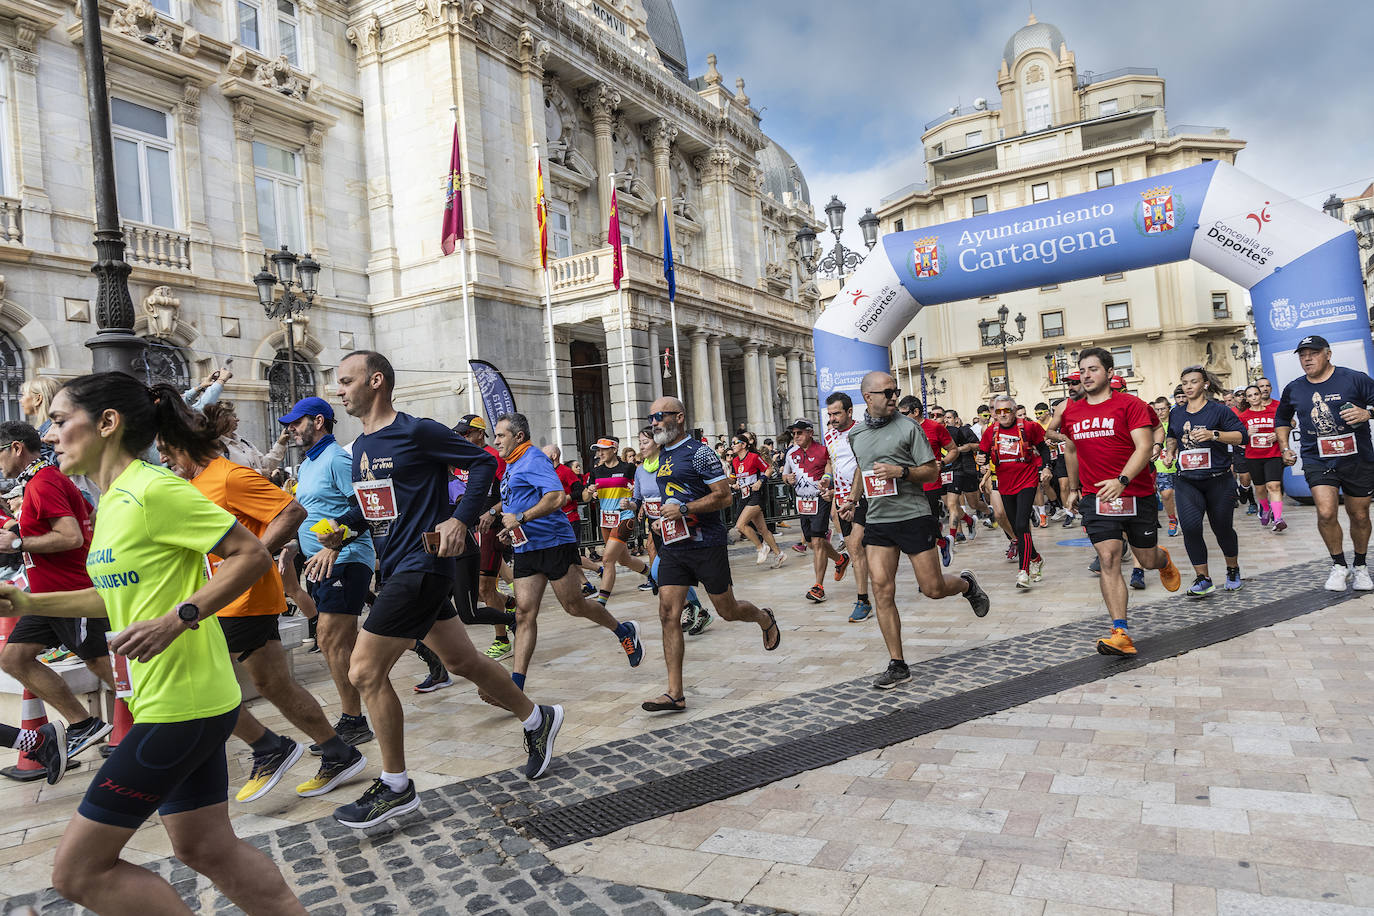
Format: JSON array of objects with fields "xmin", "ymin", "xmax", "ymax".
[
  {"xmin": 978, "ymin": 304, "xmax": 1026, "ymax": 395},
  {"xmin": 80, "ymin": 0, "xmax": 146, "ymax": 374},
  {"xmin": 1324, "ymin": 194, "xmax": 1374, "ymax": 249},
  {"xmin": 796, "ymin": 196, "xmax": 879, "ymax": 279},
  {"xmin": 1231, "ymin": 338, "xmax": 1259, "ymax": 384},
  {"xmin": 253, "ymin": 246, "xmax": 320, "ymax": 406}
]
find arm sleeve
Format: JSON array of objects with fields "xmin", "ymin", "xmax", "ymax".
[
  {"xmin": 1275, "ymin": 383, "xmax": 1296, "ymax": 427},
  {"xmin": 27, "ymin": 476, "xmax": 77, "ymax": 523},
  {"xmin": 1125, "ymin": 398, "xmax": 1155, "ymax": 432},
  {"xmin": 416, "ymin": 420, "xmax": 497, "ymax": 527}
]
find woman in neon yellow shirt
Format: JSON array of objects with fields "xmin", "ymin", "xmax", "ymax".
[{"xmin": 0, "ymin": 372, "xmax": 303, "ymax": 915}]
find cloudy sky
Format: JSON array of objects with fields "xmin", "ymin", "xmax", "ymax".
[{"xmin": 675, "ymin": 0, "xmax": 1374, "ymax": 238}]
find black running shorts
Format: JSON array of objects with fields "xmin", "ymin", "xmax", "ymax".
[
  {"xmin": 657, "ymin": 544, "xmax": 732, "ymax": 595},
  {"xmin": 1080, "ymin": 494, "xmax": 1160, "ymax": 550},
  {"xmin": 8, "ymin": 615, "xmax": 109, "ymax": 662},
  {"xmin": 861, "ymin": 515, "xmax": 939, "ymax": 555},
  {"xmin": 363, "ymin": 571, "xmax": 455, "ymax": 641},
  {"xmin": 218, "ymin": 614, "xmax": 280, "ymax": 661}
]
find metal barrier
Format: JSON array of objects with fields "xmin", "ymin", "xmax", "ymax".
[{"xmin": 573, "ymin": 477, "xmax": 801, "ymax": 550}]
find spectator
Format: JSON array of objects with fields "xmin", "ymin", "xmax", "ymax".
[
  {"xmin": 213, "ymin": 401, "xmax": 287, "ymax": 473},
  {"xmin": 20, "ymin": 378, "xmax": 60, "ymax": 462},
  {"xmin": 182, "ymin": 361, "xmax": 233, "ymax": 412}
]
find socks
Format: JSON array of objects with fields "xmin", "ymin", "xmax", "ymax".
[
  {"xmin": 1271, "ymin": 502, "xmax": 1283, "ymax": 522},
  {"xmin": 857, "ymin": 593, "xmax": 869, "ymax": 604},
  {"xmin": 522, "ymin": 705, "xmax": 543, "ymax": 731},
  {"xmin": 597, "ymin": 589, "xmax": 611, "ymax": 607},
  {"xmin": 1333, "ymin": 554, "xmax": 1349, "ymax": 567},
  {"xmin": 1112, "ymin": 618, "xmax": 1129, "ymax": 631},
  {"xmin": 379, "ymin": 770, "xmax": 408, "ymax": 793},
  {"xmin": 70, "ymin": 716, "xmax": 96, "ymax": 733},
  {"xmin": 339, "ymin": 713, "xmax": 366, "ymax": 726},
  {"xmin": 250, "ymin": 730, "xmax": 282, "ymax": 755},
  {"xmin": 2, "ymin": 726, "xmax": 39, "ymax": 753},
  {"xmin": 511, "ymin": 671, "xmax": 526, "ymax": 690},
  {"xmin": 1357, "ymin": 553, "xmax": 1368, "ymax": 568}
]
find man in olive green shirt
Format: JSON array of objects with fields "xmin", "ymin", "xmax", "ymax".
[{"xmin": 840, "ymin": 371, "xmax": 991, "ymax": 690}]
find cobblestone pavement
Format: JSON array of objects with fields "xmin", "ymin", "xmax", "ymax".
[{"xmin": 2, "ymin": 507, "xmax": 1361, "ymax": 913}]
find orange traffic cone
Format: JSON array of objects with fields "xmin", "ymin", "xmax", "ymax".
[
  {"xmin": 2, "ymin": 688, "xmax": 51, "ymax": 782},
  {"xmin": 100, "ymin": 651, "xmax": 134, "ymax": 757}
]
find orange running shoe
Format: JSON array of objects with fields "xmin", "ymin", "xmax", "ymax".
[
  {"xmin": 1096, "ymin": 627, "xmax": 1136, "ymax": 656},
  {"xmin": 1158, "ymin": 547, "xmax": 1181, "ymax": 592},
  {"xmin": 833, "ymin": 553, "xmax": 851, "ymax": 582}
]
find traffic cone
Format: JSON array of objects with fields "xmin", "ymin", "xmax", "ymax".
[
  {"xmin": 100, "ymin": 651, "xmax": 134, "ymax": 757},
  {"xmin": 1, "ymin": 688, "xmax": 51, "ymax": 781}
]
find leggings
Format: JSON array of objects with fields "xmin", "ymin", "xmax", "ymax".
[
  {"xmin": 1003, "ymin": 486, "xmax": 1041, "ymax": 572},
  {"xmin": 1174, "ymin": 473, "xmax": 1239, "ymax": 567},
  {"xmin": 453, "ymin": 551, "xmax": 516, "ymax": 627}
]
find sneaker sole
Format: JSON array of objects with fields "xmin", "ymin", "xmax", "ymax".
[
  {"xmin": 806, "ymin": 593, "xmax": 825, "ymax": 602},
  {"xmin": 687, "ymin": 617, "xmax": 713, "ymax": 636},
  {"xmin": 414, "ymin": 677, "xmax": 454, "ymax": 694},
  {"xmin": 527, "ymin": 705, "xmax": 564, "ymax": 779},
  {"xmin": 1096, "ymin": 640, "xmax": 1136, "ymax": 657},
  {"xmin": 297, "ymin": 753, "xmax": 368, "ymax": 797},
  {"xmin": 67, "ymin": 721, "xmax": 114, "ymax": 759},
  {"xmin": 873, "ymin": 672, "xmax": 912, "ymax": 690},
  {"xmin": 46, "ymin": 721, "xmax": 68, "ymax": 785},
  {"xmin": 237, "ymin": 741, "xmax": 305, "ymax": 803},
  {"xmin": 334, "ymin": 792, "xmax": 421, "ymax": 828}
]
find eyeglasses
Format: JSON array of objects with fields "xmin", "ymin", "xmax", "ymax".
[
  {"xmin": 993, "ymin": 408, "xmax": 1014, "ymax": 415},
  {"xmin": 647, "ymin": 410, "xmax": 682, "ymax": 422},
  {"xmin": 864, "ymin": 388, "xmax": 900, "ymax": 400}
]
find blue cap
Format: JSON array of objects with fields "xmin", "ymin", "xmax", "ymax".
[{"xmin": 278, "ymin": 396, "xmax": 334, "ymax": 425}]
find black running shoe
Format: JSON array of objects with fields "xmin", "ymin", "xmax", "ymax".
[
  {"xmin": 310, "ymin": 716, "xmax": 374, "ymax": 756},
  {"xmin": 333, "ymin": 777, "xmax": 420, "ymax": 828},
  {"xmin": 35, "ymin": 721, "xmax": 68, "ymax": 785},
  {"xmin": 872, "ymin": 660, "xmax": 912, "ymax": 690},
  {"xmin": 960, "ymin": 569, "xmax": 990, "ymax": 618},
  {"xmin": 65, "ymin": 718, "xmax": 113, "ymax": 759},
  {"xmin": 523, "ymin": 703, "xmax": 564, "ymax": 779}
]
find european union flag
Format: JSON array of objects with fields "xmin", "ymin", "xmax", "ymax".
[{"xmin": 663, "ymin": 208, "xmax": 676, "ymax": 302}]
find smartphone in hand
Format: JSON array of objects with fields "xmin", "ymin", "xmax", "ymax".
[{"xmin": 422, "ymin": 531, "xmax": 441, "ymax": 554}]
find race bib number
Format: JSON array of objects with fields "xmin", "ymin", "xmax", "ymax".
[
  {"xmin": 1179, "ymin": 449, "xmax": 1212, "ymax": 472},
  {"xmin": 22, "ymin": 551, "xmax": 34, "ymax": 571},
  {"xmin": 940, "ymin": 470, "xmax": 954, "ymax": 487},
  {"xmin": 997, "ymin": 433, "xmax": 1023, "ymax": 459},
  {"xmin": 1318, "ymin": 434, "xmax": 1357, "ymax": 458},
  {"xmin": 660, "ymin": 515, "xmax": 691, "ymax": 544},
  {"xmin": 862, "ymin": 470, "xmax": 897, "ymax": 498},
  {"xmin": 736, "ymin": 473, "xmax": 758, "ymax": 490},
  {"xmin": 107, "ymin": 631, "xmax": 133, "ymax": 699},
  {"xmin": 354, "ymin": 479, "xmax": 399, "ymax": 522},
  {"xmin": 508, "ymin": 525, "xmax": 528, "ymax": 547},
  {"xmin": 797, "ymin": 497, "xmax": 819, "ymax": 515},
  {"xmin": 1095, "ymin": 495, "xmax": 1136, "ymax": 516},
  {"xmin": 599, "ymin": 509, "xmax": 620, "ymax": 530},
  {"xmin": 1250, "ymin": 432, "xmax": 1276, "ymax": 449},
  {"xmin": 643, "ymin": 497, "xmax": 661, "ymax": 518}
]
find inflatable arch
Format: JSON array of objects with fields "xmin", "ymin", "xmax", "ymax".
[{"xmin": 814, "ymin": 161, "xmax": 1373, "ymax": 420}]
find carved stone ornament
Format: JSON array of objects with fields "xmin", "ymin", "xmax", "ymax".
[
  {"xmin": 255, "ymin": 55, "xmax": 311, "ymax": 100},
  {"xmin": 518, "ymin": 28, "xmax": 550, "ymax": 69},
  {"xmin": 345, "ymin": 16, "xmax": 380, "ymax": 56},
  {"xmin": 734, "ymin": 77, "xmax": 750, "ymax": 108},
  {"xmin": 704, "ymin": 53, "xmax": 722, "ymax": 87},
  {"xmin": 578, "ymin": 83, "xmax": 620, "ymax": 121},
  {"xmin": 220, "ymin": 316, "xmax": 241, "ymax": 338},
  {"xmin": 14, "ymin": 18, "xmax": 38, "ymax": 52},
  {"xmin": 110, "ymin": 0, "xmax": 175, "ymax": 51},
  {"xmin": 232, "ymin": 98, "xmax": 254, "ymax": 140},
  {"xmin": 142, "ymin": 285, "xmax": 181, "ymax": 337}
]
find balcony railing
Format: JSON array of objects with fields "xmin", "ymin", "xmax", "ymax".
[
  {"xmin": 0, "ymin": 196, "xmax": 23, "ymax": 244},
  {"xmin": 1076, "ymin": 67, "xmax": 1159, "ymax": 88},
  {"xmin": 123, "ymin": 222, "xmax": 191, "ymax": 270}
]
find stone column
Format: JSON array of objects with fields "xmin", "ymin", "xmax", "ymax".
[
  {"xmin": 645, "ymin": 119, "xmax": 676, "ymax": 252},
  {"xmin": 690, "ymin": 329, "xmax": 711, "ymax": 433},
  {"xmin": 603, "ymin": 307, "xmax": 650, "ymax": 446},
  {"xmin": 708, "ymin": 335, "xmax": 727, "ymax": 439},
  {"xmin": 9, "ymin": 19, "xmax": 52, "ymax": 251},
  {"xmin": 346, "ymin": 16, "xmax": 399, "ymax": 293},
  {"xmin": 759, "ymin": 349, "xmax": 778, "ymax": 434},
  {"xmin": 230, "ymin": 98, "xmax": 263, "ymax": 279},
  {"xmin": 302, "ymin": 124, "xmax": 330, "ymax": 260},
  {"xmin": 786, "ymin": 349, "xmax": 805, "ymax": 421},
  {"xmin": 743, "ymin": 343, "xmax": 764, "ymax": 432},
  {"xmin": 175, "ymin": 81, "xmax": 211, "ymax": 275},
  {"xmin": 580, "ymin": 84, "xmax": 621, "ymax": 233},
  {"xmin": 648, "ymin": 325, "xmax": 663, "ymax": 401}
]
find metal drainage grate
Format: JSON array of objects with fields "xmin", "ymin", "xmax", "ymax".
[{"xmin": 520, "ymin": 587, "xmax": 1355, "ymax": 849}]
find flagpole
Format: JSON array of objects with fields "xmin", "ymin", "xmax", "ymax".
[
  {"xmin": 532, "ymin": 143, "xmax": 564, "ymax": 455},
  {"xmin": 451, "ymin": 105, "xmax": 477, "ymax": 414},
  {"xmin": 660, "ymin": 196, "xmax": 682, "ymax": 397},
  {"xmin": 619, "ymin": 284, "xmax": 633, "ymax": 444}
]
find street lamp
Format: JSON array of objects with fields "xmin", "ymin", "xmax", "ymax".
[
  {"xmin": 1044, "ymin": 343, "xmax": 1078, "ymax": 398},
  {"xmin": 978, "ymin": 303, "xmax": 1027, "ymax": 396},
  {"xmin": 1231, "ymin": 338, "xmax": 1259, "ymax": 383},
  {"xmin": 1323, "ymin": 194, "xmax": 1345, "ymax": 222},
  {"xmin": 253, "ymin": 245, "xmax": 320, "ymax": 406},
  {"xmin": 796, "ymin": 195, "xmax": 879, "ymax": 279},
  {"xmin": 1354, "ymin": 206, "xmax": 1374, "ymax": 249}
]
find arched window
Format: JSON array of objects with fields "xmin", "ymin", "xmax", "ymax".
[
  {"xmin": 267, "ymin": 348, "xmax": 316, "ymax": 421},
  {"xmin": 0, "ymin": 333, "xmax": 24, "ymax": 421},
  {"xmin": 137, "ymin": 337, "xmax": 192, "ymax": 392}
]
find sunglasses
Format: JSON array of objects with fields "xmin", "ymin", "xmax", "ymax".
[
  {"xmin": 865, "ymin": 388, "xmax": 901, "ymax": 400},
  {"xmin": 647, "ymin": 410, "xmax": 682, "ymax": 422}
]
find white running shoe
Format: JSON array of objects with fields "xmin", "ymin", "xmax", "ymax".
[
  {"xmin": 1354, "ymin": 566, "xmax": 1374, "ymax": 592},
  {"xmin": 1030, "ymin": 558, "xmax": 1044, "ymax": 582},
  {"xmin": 1016, "ymin": 569, "xmax": 1031, "ymax": 589},
  {"xmin": 1325, "ymin": 564, "xmax": 1351, "ymax": 592},
  {"xmin": 755, "ymin": 545, "xmax": 769, "ymax": 565},
  {"xmin": 773, "ymin": 551, "xmax": 786, "ymax": 569}
]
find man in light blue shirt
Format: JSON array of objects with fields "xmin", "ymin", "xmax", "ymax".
[{"xmin": 281, "ymin": 396, "xmax": 376, "ymax": 750}]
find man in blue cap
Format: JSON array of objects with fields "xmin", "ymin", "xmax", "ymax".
[{"xmin": 280, "ymin": 396, "xmax": 377, "ymax": 752}]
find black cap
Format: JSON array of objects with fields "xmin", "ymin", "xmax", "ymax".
[
  {"xmin": 1294, "ymin": 335, "xmax": 1330, "ymax": 353},
  {"xmin": 786, "ymin": 418, "xmax": 814, "ymax": 430},
  {"xmin": 453, "ymin": 414, "xmax": 487, "ymax": 434}
]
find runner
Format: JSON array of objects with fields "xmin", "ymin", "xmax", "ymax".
[
  {"xmin": 641, "ymin": 396, "xmax": 778, "ymax": 713},
  {"xmin": 583, "ymin": 437, "xmax": 654, "ymax": 604},
  {"xmin": 1061, "ymin": 348, "xmax": 1181, "ymax": 655},
  {"xmin": 542, "ymin": 445, "xmax": 602, "ymax": 590},
  {"xmin": 0, "ymin": 373, "xmax": 302, "ymax": 913},
  {"xmin": 941, "ymin": 409, "xmax": 992, "ymax": 532},
  {"xmin": 840, "ymin": 373, "xmax": 990, "ymax": 689},
  {"xmin": 1164, "ymin": 366, "xmax": 1247, "ymax": 596},
  {"xmin": 451, "ymin": 415, "xmax": 520, "ymax": 662},
  {"xmin": 782, "ymin": 418, "xmax": 847, "ymax": 602},
  {"xmin": 979, "ymin": 396, "xmax": 1052, "ymax": 589},
  {"xmin": 322, "ymin": 351, "xmax": 563, "ymax": 827},
  {"xmin": 897, "ymin": 398, "xmax": 956, "ymax": 567},
  {"xmin": 1238, "ymin": 383, "xmax": 1285, "ymax": 532},
  {"xmin": 1044, "ymin": 372, "xmax": 1085, "ymax": 529},
  {"xmin": 729, "ymin": 435, "xmax": 786, "ymax": 567},
  {"xmin": 491, "ymin": 413, "xmax": 644, "ymax": 691},
  {"xmin": 1150, "ymin": 397, "xmax": 1180, "ymax": 536},
  {"xmin": 159, "ymin": 407, "xmax": 366, "ymax": 802},
  {"xmin": 0, "ymin": 421, "xmax": 113, "ymax": 759},
  {"xmin": 633, "ymin": 427, "xmax": 709, "ymax": 634},
  {"xmin": 821, "ymin": 393, "xmax": 872, "ymax": 622},
  {"xmin": 1275, "ymin": 335, "xmax": 1374, "ymax": 591},
  {"xmin": 0, "ymin": 717, "xmax": 66, "ymax": 783},
  {"xmin": 1229, "ymin": 388, "xmax": 1258, "ymax": 517}
]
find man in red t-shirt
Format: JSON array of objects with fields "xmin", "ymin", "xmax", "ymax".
[
  {"xmin": 782, "ymin": 419, "xmax": 847, "ymax": 601},
  {"xmin": 0, "ymin": 421, "xmax": 115, "ymax": 759},
  {"xmin": 542, "ymin": 445, "xmax": 601, "ymax": 583},
  {"xmin": 1062, "ymin": 349, "xmax": 1181, "ymax": 656}
]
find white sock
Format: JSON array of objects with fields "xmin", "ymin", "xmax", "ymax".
[
  {"xmin": 522, "ymin": 705, "xmax": 543, "ymax": 732},
  {"xmin": 379, "ymin": 770, "xmax": 408, "ymax": 793}
]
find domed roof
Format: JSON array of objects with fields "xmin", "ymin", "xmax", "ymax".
[
  {"xmin": 758, "ymin": 140, "xmax": 810, "ymax": 207},
  {"xmin": 642, "ymin": 0, "xmax": 688, "ymax": 83},
  {"xmin": 1002, "ymin": 14, "xmax": 1066, "ymax": 69}
]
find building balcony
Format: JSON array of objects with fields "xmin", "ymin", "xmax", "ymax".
[
  {"xmin": 123, "ymin": 222, "xmax": 191, "ymax": 271},
  {"xmin": 0, "ymin": 196, "xmax": 23, "ymax": 245}
]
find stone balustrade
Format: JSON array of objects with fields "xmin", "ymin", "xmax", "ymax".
[
  {"xmin": 0, "ymin": 197, "xmax": 23, "ymax": 244},
  {"xmin": 122, "ymin": 222, "xmax": 191, "ymax": 271}
]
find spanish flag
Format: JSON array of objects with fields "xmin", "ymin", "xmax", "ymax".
[{"xmin": 536, "ymin": 158, "xmax": 549, "ymax": 269}]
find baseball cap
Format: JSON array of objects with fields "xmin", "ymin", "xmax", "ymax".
[
  {"xmin": 594, "ymin": 437, "xmax": 618, "ymax": 450},
  {"xmin": 786, "ymin": 418, "xmax": 814, "ymax": 430},
  {"xmin": 278, "ymin": 396, "xmax": 334, "ymax": 425},
  {"xmin": 454, "ymin": 414, "xmax": 487, "ymax": 434},
  {"xmin": 1066, "ymin": 371, "xmax": 1082, "ymax": 382},
  {"xmin": 1294, "ymin": 335, "xmax": 1330, "ymax": 352},
  {"xmin": 1109, "ymin": 376, "xmax": 1126, "ymax": 391}
]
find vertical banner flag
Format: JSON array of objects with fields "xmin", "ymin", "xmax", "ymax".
[
  {"xmin": 608, "ymin": 189, "xmax": 624, "ymax": 289},
  {"xmin": 440, "ymin": 124, "xmax": 463, "ymax": 256},
  {"xmin": 469, "ymin": 359, "xmax": 517, "ymax": 423},
  {"xmin": 536, "ymin": 159, "xmax": 549, "ymax": 269},
  {"xmin": 662, "ymin": 207, "xmax": 676, "ymax": 301}
]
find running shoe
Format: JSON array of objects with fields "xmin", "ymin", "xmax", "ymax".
[
  {"xmin": 34, "ymin": 721, "xmax": 68, "ymax": 785},
  {"xmin": 1062, "ymin": 513, "xmax": 1076, "ymax": 529},
  {"xmin": 484, "ymin": 639, "xmax": 513, "ymax": 661},
  {"xmin": 1037, "ymin": 509, "xmax": 1049, "ymax": 528},
  {"xmin": 1272, "ymin": 520, "xmax": 1288, "ymax": 534},
  {"xmin": 1096, "ymin": 627, "xmax": 1136, "ymax": 656},
  {"xmin": 497, "ymin": 579, "xmax": 514, "ymax": 597},
  {"xmin": 1258, "ymin": 507, "xmax": 1271, "ymax": 527},
  {"xmin": 964, "ymin": 515, "xmax": 977, "ymax": 539},
  {"xmin": 960, "ymin": 569, "xmax": 990, "ymax": 618},
  {"xmin": 1186, "ymin": 575, "xmax": 1215, "ymax": 598},
  {"xmin": 755, "ymin": 545, "xmax": 770, "ymax": 565},
  {"xmin": 686, "ymin": 603, "xmax": 713, "ymax": 636},
  {"xmin": 1051, "ymin": 507, "xmax": 1068, "ymax": 521},
  {"xmin": 773, "ymin": 551, "xmax": 787, "ymax": 569},
  {"xmin": 680, "ymin": 604, "xmax": 697, "ymax": 631},
  {"xmin": 806, "ymin": 584, "xmax": 826, "ymax": 602},
  {"xmin": 939, "ymin": 537, "xmax": 952, "ymax": 568},
  {"xmin": 981, "ymin": 515, "xmax": 997, "ymax": 530},
  {"xmin": 38, "ymin": 647, "xmax": 73, "ymax": 665},
  {"xmin": 334, "ymin": 777, "xmax": 419, "ymax": 828},
  {"xmin": 1158, "ymin": 548, "xmax": 1181, "ymax": 592},
  {"xmin": 1326, "ymin": 564, "xmax": 1351, "ymax": 591},
  {"xmin": 1245, "ymin": 503, "xmax": 1259, "ymax": 516},
  {"xmin": 619, "ymin": 621, "xmax": 644, "ymax": 667},
  {"xmin": 1030, "ymin": 558, "xmax": 1044, "ymax": 583},
  {"xmin": 581, "ymin": 581, "xmax": 596, "ymax": 597},
  {"xmin": 414, "ymin": 670, "xmax": 453, "ymax": 693},
  {"xmin": 1005, "ymin": 541, "xmax": 1018, "ymax": 563},
  {"xmin": 523, "ymin": 703, "xmax": 564, "ymax": 779},
  {"xmin": 833, "ymin": 553, "xmax": 851, "ymax": 582},
  {"xmin": 1354, "ymin": 566, "xmax": 1374, "ymax": 592},
  {"xmin": 1130, "ymin": 567, "xmax": 1146, "ymax": 590},
  {"xmin": 645, "ymin": 572, "xmax": 659, "ymax": 595},
  {"xmin": 872, "ymin": 659, "xmax": 912, "ymax": 690},
  {"xmin": 236, "ymin": 738, "xmax": 304, "ymax": 803},
  {"xmin": 848, "ymin": 598, "xmax": 873, "ymax": 623},
  {"xmin": 66, "ymin": 717, "xmax": 113, "ymax": 759},
  {"xmin": 637, "ymin": 580, "xmax": 655, "ymax": 592},
  {"xmin": 1167, "ymin": 517, "xmax": 1179, "ymax": 537},
  {"xmin": 1016, "ymin": 569, "xmax": 1031, "ymax": 590},
  {"xmin": 310, "ymin": 716, "xmax": 374, "ymax": 756},
  {"xmin": 1224, "ymin": 567, "xmax": 1243, "ymax": 591},
  {"xmin": 296, "ymin": 748, "xmax": 367, "ymax": 797},
  {"xmin": 791, "ymin": 542, "xmax": 808, "ymax": 553},
  {"xmin": 1088, "ymin": 556, "xmax": 1101, "ymax": 576},
  {"xmin": 955, "ymin": 531, "xmax": 967, "ymax": 543}
]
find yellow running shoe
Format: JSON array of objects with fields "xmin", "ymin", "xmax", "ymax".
[
  {"xmin": 296, "ymin": 749, "xmax": 367, "ymax": 797},
  {"xmin": 235, "ymin": 739, "xmax": 304, "ymax": 802},
  {"xmin": 1096, "ymin": 627, "xmax": 1137, "ymax": 656}
]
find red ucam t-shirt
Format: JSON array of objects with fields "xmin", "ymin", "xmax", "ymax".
[
  {"xmin": 730, "ymin": 452, "xmax": 769, "ymax": 491},
  {"xmin": 918, "ymin": 418, "xmax": 954, "ymax": 492},
  {"xmin": 1239, "ymin": 403, "xmax": 1281, "ymax": 459},
  {"xmin": 19, "ymin": 464, "xmax": 94, "ymax": 593},
  {"xmin": 1061, "ymin": 392, "xmax": 1158, "ymax": 498},
  {"xmin": 979, "ymin": 419, "xmax": 1046, "ymax": 495}
]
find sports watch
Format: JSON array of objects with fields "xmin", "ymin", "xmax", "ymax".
[
  {"xmin": 175, "ymin": 601, "xmax": 201, "ymax": 629},
  {"xmin": 1117, "ymin": 475, "xmax": 1130, "ymax": 486}
]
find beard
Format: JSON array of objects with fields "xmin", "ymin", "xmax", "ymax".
[{"xmin": 653, "ymin": 418, "xmax": 682, "ymax": 447}]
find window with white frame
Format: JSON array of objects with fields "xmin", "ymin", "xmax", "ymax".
[
  {"xmin": 1023, "ymin": 87, "xmax": 1050, "ymax": 132},
  {"xmin": 1212, "ymin": 292, "xmax": 1229, "ymax": 319},
  {"xmin": 971, "ymin": 194, "xmax": 989, "ymax": 216},
  {"xmin": 1041, "ymin": 311, "xmax": 1064, "ymax": 338},
  {"xmin": 893, "ymin": 218, "xmax": 904, "ymax": 233},
  {"xmin": 253, "ymin": 141, "xmax": 304, "ymax": 251},
  {"xmin": 237, "ymin": 0, "xmax": 261, "ymax": 50},
  {"xmin": 276, "ymin": 0, "xmax": 300, "ymax": 66},
  {"xmin": 548, "ymin": 199, "xmax": 571, "ymax": 259},
  {"xmin": 1095, "ymin": 168, "xmax": 1115, "ymax": 189},
  {"xmin": 1031, "ymin": 181, "xmax": 1050, "ymax": 203},
  {"xmin": 1105, "ymin": 301, "xmax": 1130, "ymax": 330},
  {"xmin": 236, "ymin": 0, "xmax": 301, "ymax": 65},
  {"xmin": 1110, "ymin": 346, "xmax": 1134, "ymax": 377},
  {"xmin": 617, "ymin": 223, "xmax": 635, "ymax": 250},
  {"xmin": 111, "ymin": 98, "xmax": 177, "ymax": 228},
  {"xmin": 150, "ymin": 0, "xmax": 174, "ymax": 14},
  {"xmin": 903, "ymin": 335, "xmax": 918, "ymax": 361}
]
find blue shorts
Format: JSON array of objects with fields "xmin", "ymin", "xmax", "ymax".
[
  {"xmin": 307, "ymin": 560, "xmax": 373, "ymax": 616},
  {"xmin": 1155, "ymin": 472, "xmax": 1175, "ymax": 492}
]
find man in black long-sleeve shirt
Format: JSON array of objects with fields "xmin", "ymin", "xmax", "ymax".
[{"xmin": 322, "ymin": 351, "xmax": 564, "ymax": 829}]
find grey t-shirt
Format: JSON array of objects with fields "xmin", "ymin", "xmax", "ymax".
[{"xmin": 846, "ymin": 415, "xmax": 936, "ymax": 524}]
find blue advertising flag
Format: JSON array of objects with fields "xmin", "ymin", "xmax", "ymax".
[
  {"xmin": 663, "ymin": 208, "xmax": 676, "ymax": 301},
  {"xmin": 469, "ymin": 359, "xmax": 517, "ymax": 424}
]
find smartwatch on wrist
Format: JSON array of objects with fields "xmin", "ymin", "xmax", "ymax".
[
  {"xmin": 10, "ymin": 537, "xmax": 20, "ymax": 552},
  {"xmin": 176, "ymin": 601, "xmax": 200, "ymax": 629},
  {"xmin": 516, "ymin": 511, "xmax": 526, "ymax": 524},
  {"xmin": 1117, "ymin": 474, "xmax": 1130, "ymax": 486}
]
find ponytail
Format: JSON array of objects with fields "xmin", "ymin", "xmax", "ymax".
[{"xmin": 58, "ymin": 373, "xmax": 220, "ymax": 462}]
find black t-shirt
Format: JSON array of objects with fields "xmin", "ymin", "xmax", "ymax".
[{"xmin": 948, "ymin": 424, "xmax": 979, "ymax": 474}]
